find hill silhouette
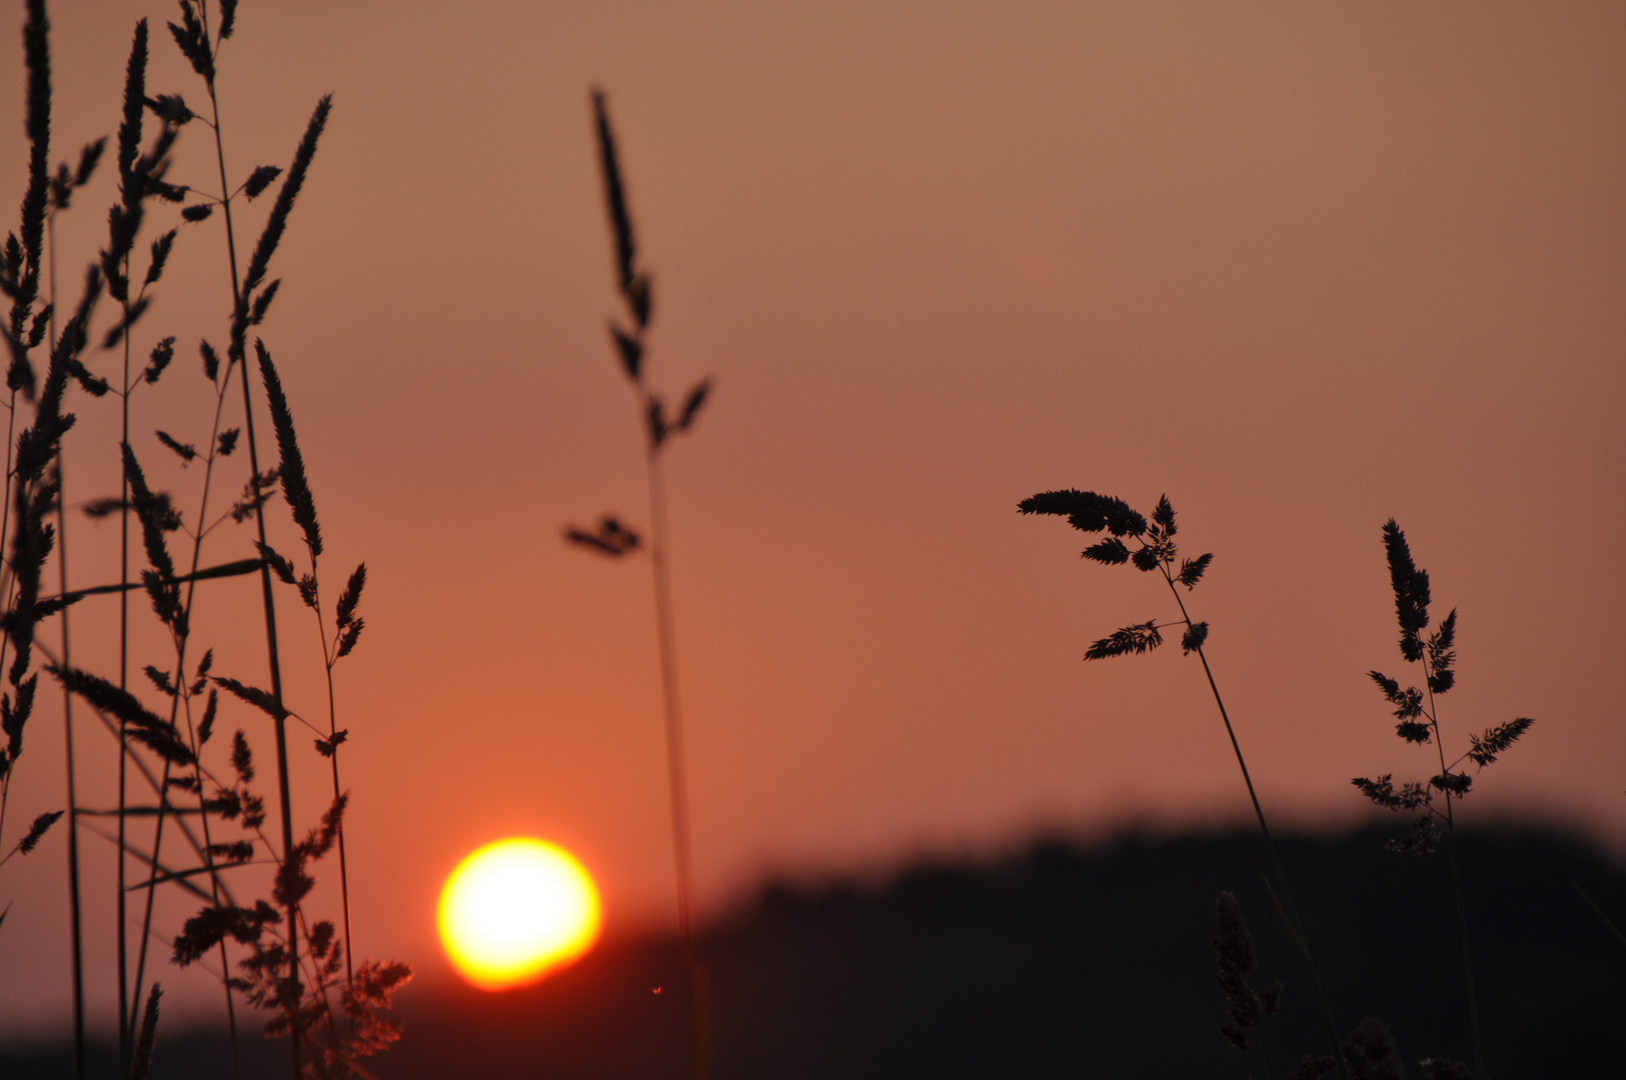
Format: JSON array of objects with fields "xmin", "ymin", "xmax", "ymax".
[{"xmin": 4, "ymin": 824, "xmax": 1621, "ymax": 1078}]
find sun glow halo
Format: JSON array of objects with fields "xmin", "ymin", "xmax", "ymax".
[{"xmin": 437, "ymin": 838, "xmax": 602, "ymax": 991}]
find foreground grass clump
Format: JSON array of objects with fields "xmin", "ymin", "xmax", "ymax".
[{"xmin": 0, "ymin": 3, "xmax": 408, "ymax": 1077}]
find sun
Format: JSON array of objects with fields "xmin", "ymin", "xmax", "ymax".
[{"xmin": 437, "ymin": 837, "xmax": 602, "ymax": 991}]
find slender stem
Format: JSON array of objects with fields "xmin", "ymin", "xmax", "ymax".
[
  {"xmin": 201, "ymin": 38, "xmax": 301, "ymax": 1075},
  {"xmin": 43, "ymin": 208, "xmax": 87, "ymax": 1080},
  {"xmin": 0, "ymin": 393, "xmax": 16, "ymax": 607},
  {"xmin": 117, "ymin": 244, "xmax": 133, "ymax": 1075},
  {"xmin": 194, "ymin": 399, "xmax": 247, "ymax": 1080},
  {"xmin": 1420, "ymin": 658, "xmax": 1485, "ymax": 1079},
  {"xmin": 183, "ymin": 678, "xmax": 244, "ymax": 1080},
  {"xmin": 121, "ymin": 255, "xmax": 199, "ymax": 1058},
  {"xmin": 1443, "ymin": 828, "xmax": 1483, "ymax": 1077},
  {"xmin": 640, "ymin": 383, "xmax": 706, "ymax": 1079},
  {"xmin": 161, "ymin": 354, "xmax": 248, "ymax": 1079},
  {"xmin": 1159, "ymin": 571, "xmax": 1351, "ymax": 1080},
  {"xmin": 128, "ymin": 757, "xmax": 172, "ymax": 1042},
  {"xmin": 647, "ymin": 449, "xmax": 695, "ymax": 950},
  {"xmin": 595, "ymin": 97, "xmax": 707, "ymax": 1071},
  {"xmin": 56, "ymin": 463, "xmax": 86, "ymax": 1080},
  {"xmin": 312, "ymin": 605, "xmax": 356, "ymax": 1001},
  {"xmin": 240, "ymin": 329, "xmax": 300, "ymax": 1079},
  {"xmin": 1570, "ymin": 878, "xmax": 1626, "ymax": 949}
]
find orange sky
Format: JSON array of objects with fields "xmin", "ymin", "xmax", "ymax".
[{"xmin": 1, "ymin": 0, "xmax": 1623, "ymax": 1035}]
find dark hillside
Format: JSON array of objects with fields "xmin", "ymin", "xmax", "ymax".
[{"xmin": 5, "ymin": 825, "xmax": 1621, "ymax": 1078}]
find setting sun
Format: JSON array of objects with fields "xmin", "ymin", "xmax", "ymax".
[{"xmin": 437, "ymin": 838, "xmax": 602, "ymax": 991}]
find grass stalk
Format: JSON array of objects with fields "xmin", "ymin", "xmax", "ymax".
[
  {"xmin": 1351, "ymin": 521, "xmax": 1533, "ymax": 1078},
  {"xmin": 116, "ymin": 215, "xmax": 133, "ymax": 1080},
  {"xmin": 645, "ymin": 421, "xmax": 706, "ymax": 1072},
  {"xmin": 1161, "ymin": 577, "xmax": 1351, "ymax": 1080},
  {"xmin": 1570, "ymin": 878, "xmax": 1626, "ymax": 949},
  {"xmin": 1443, "ymin": 826, "xmax": 1483, "ymax": 1077},
  {"xmin": 180, "ymin": 381, "xmax": 248, "ymax": 1080},
  {"xmin": 45, "ymin": 98, "xmax": 88, "ymax": 1073},
  {"xmin": 573, "ymin": 88, "xmax": 717, "ymax": 1078},
  {"xmin": 126, "ymin": 739, "xmax": 170, "ymax": 1048},
  {"xmin": 125, "ymin": 351, "xmax": 247, "ymax": 1068},
  {"xmin": 1019, "ymin": 490, "xmax": 1352, "ymax": 1079},
  {"xmin": 307, "ymin": 582, "xmax": 358, "ymax": 1001},
  {"xmin": 181, "ymin": 10, "xmax": 311, "ymax": 1065},
  {"xmin": 54, "ymin": 463, "xmax": 86, "ymax": 1080},
  {"xmin": 1420, "ymin": 659, "xmax": 1485, "ymax": 1078}
]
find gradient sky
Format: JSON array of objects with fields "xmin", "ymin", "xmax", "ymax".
[{"xmin": 1, "ymin": 0, "xmax": 1623, "ymax": 1035}]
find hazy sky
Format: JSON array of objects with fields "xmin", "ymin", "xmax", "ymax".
[{"xmin": 1, "ymin": 0, "xmax": 1623, "ymax": 1034}]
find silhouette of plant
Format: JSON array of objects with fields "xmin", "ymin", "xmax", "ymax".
[
  {"xmin": 1, "ymin": 5, "xmax": 408, "ymax": 1078},
  {"xmin": 565, "ymin": 88, "xmax": 715, "ymax": 1079},
  {"xmin": 1020, "ymin": 489, "xmax": 1351, "ymax": 1079},
  {"xmin": 1352, "ymin": 519, "xmax": 1535, "ymax": 1079}
]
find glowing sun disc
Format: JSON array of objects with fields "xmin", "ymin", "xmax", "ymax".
[{"xmin": 437, "ymin": 838, "xmax": 602, "ymax": 990}]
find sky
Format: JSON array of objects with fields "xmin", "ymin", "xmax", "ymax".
[{"xmin": 1, "ymin": 0, "xmax": 1623, "ymax": 1037}]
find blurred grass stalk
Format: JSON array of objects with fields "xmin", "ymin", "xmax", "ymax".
[{"xmin": 571, "ymin": 87, "xmax": 715, "ymax": 1079}]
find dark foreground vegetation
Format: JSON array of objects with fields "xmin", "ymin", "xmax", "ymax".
[{"xmin": 5, "ymin": 823, "xmax": 1621, "ymax": 1079}]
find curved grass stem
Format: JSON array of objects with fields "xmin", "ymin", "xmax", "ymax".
[{"xmin": 1159, "ymin": 573, "xmax": 1352, "ymax": 1080}]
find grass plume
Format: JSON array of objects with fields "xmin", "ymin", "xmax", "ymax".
[{"xmin": 1352, "ymin": 520, "xmax": 1535, "ymax": 1078}]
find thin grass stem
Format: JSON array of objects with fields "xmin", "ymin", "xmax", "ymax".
[
  {"xmin": 1570, "ymin": 878, "xmax": 1626, "ymax": 949},
  {"xmin": 190, "ymin": 21, "xmax": 302, "ymax": 1071},
  {"xmin": 308, "ymin": 594, "xmax": 356, "ymax": 1003},
  {"xmin": 117, "ymin": 231, "xmax": 133, "ymax": 1078},
  {"xmin": 127, "ymin": 752, "xmax": 172, "ymax": 1043},
  {"xmin": 1159, "ymin": 575, "xmax": 1352, "ymax": 1080},
  {"xmin": 167, "ymin": 356, "xmax": 251, "ymax": 1079},
  {"xmin": 1419, "ymin": 659, "xmax": 1485, "ymax": 1079},
  {"xmin": 588, "ymin": 89, "xmax": 710, "ymax": 1077},
  {"xmin": 643, "ymin": 440, "xmax": 708, "ymax": 1076},
  {"xmin": 44, "ymin": 172, "xmax": 89, "ymax": 1080},
  {"xmin": 55, "ymin": 463, "xmax": 87, "ymax": 1080}
]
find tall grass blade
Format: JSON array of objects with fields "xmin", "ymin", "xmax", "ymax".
[
  {"xmin": 586, "ymin": 87, "xmax": 710, "ymax": 1078},
  {"xmin": 1570, "ymin": 877, "xmax": 1626, "ymax": 950}
]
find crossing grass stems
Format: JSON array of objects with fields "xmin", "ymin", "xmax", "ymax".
[{"xmin": 0, "ymin": 3, "xmax": 409, "ymax": 1078}]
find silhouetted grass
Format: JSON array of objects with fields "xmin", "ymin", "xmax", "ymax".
[
  {"xmin": 1018, "ymin": 495, "xmax": 1556, "ymax": 1077},
  {"xmin": 565, "ymin": 87, "xmax": 716, "ymax": 1080},
  {"xmin": 0, "ymin": 4, "xmax": 408, "ymax": 1079},
  {"xmin": 1350, "ymin": 520, "xmax": 1535, "ymax": 1078},
  {"xmin": 1019, "ymin": 490, "xmax": 1354, "ymax": 1078},
  {"xmin": 0, "ymin": 8, "xmax": 1599, "ymax": 1080}
]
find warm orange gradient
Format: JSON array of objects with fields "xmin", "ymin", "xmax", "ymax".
[{"xmin": 437, "ymin": 839, "xmax": 602, "ymax": 991}]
